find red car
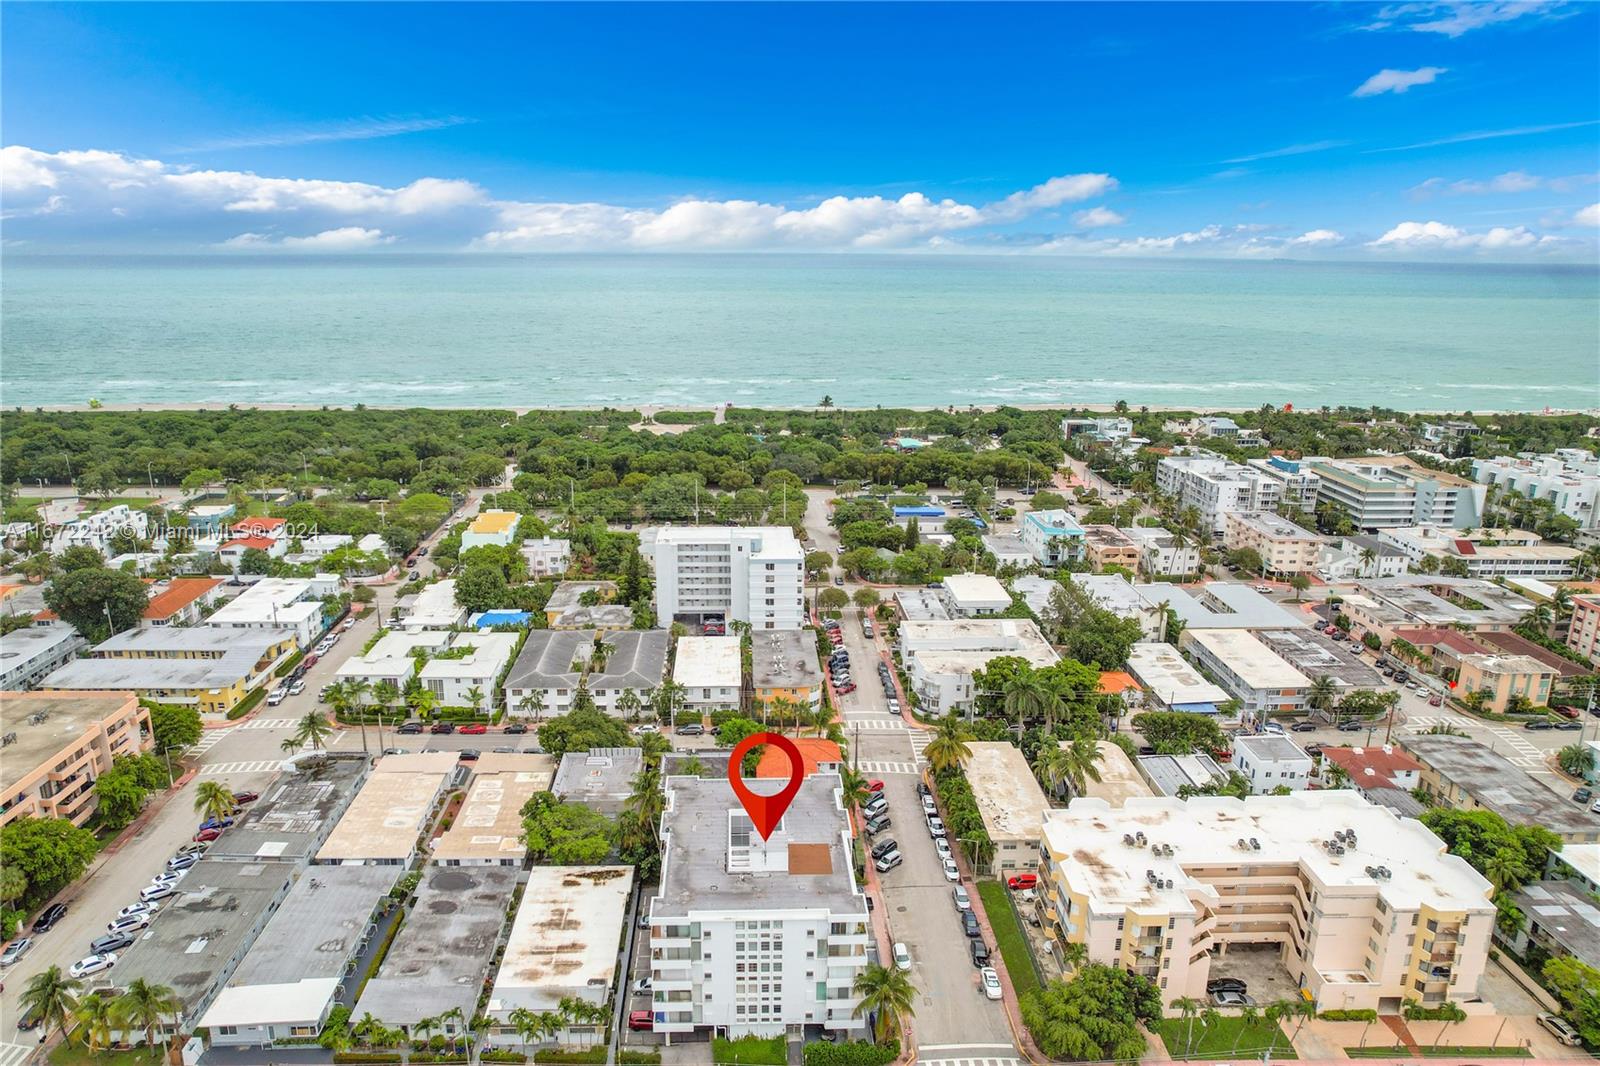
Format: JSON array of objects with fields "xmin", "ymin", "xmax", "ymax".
[
  {"xmin": 1007, "ymin": 873, "xmax": 1038, "ymax": 891},
  {"xmin": 867, "ymin": 780, "xmax": 886, "ymax": 792},
  {"xmin": 835, "ymin": 683, "xmax": 856, "ymax": 694},
  {"xmin": 628, "ymin": 1011, "xmax": 653, "ymax": 1032},
  {"xmin": 303, "ymin": 653, "xmax": 319, "ymax": 668},
  {"xmin": 458, "ymin": 723, "xmax": 488, "ymax": 735},
  {"xmin": 194, "ymin": 828, "xmax": 222, "ymax": 843},
  {"xmin": 231, "ymin": 791, "xmax": 259, "ymax": 804},
  {"xmin": 1211, "ymin": 748, "xmax": 1233, "ymax": 762}
]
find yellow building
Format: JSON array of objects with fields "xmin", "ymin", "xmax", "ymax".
[
  {"xmin": 0, "ymin": 691, "xmax": 152, "ymax": 827},
  {"xmin": 41, "ymin": 627, "xmax": 297, "ymax": 715},
  {"xmin": 461, "ymin": 509, "xmax": 521, "ymax": 549},
  {"xmin": 751, "ymin": 628, "xmax": 822, "ymax": 710},
  {"xmin": 1454, "ymin": 652, "xmax": 1554, "ymax": 712}
]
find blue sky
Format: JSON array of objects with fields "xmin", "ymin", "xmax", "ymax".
[{"xmin": 3, "ymin": 2, "xmax": 1597, "ymax": 258}]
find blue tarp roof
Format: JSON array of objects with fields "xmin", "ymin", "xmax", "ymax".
[
  {"xmin": 470, "ymin": 610, "xmax": 532, "ymax": 627},
  {"xmin": 1174, "ymin": 702, "xmax": 1220, "ymax": 715},
  {"xmin": 893, "ymin": 506, "xmax": 945, "ymax": 518}
]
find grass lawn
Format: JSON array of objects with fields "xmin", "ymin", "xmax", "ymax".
[
  {"xmin": 84, "ymin": 497, "xmax": 160, "ymax": 514},
  {"xmin": 974, "ymin": 880, "xmax": 1041, "ymax": 999},
  {"xmin": 711, "ymin": 1035, "xmax": 787, "ymax": 1065},
  {"xmin": 1153, "ymin": 1017, "xmax": 1298, "ymax": 1061},
  {"xmin": 1346, "ymin": 1047, "xmax": 1530, "ymax": 1059},
  {"xmin": 49, "ymin": 1045, "xmax": 166, "ymax": 1066}
]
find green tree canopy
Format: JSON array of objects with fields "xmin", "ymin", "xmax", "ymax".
[
  {"xmin": 43, "ymin": 566, "xmax": 150, "ymax": 640},
  {"xmin": 454, "ymin": 565, "xmax": 510, "ymax": 614},
  {"xmin": 537, "ymin": 706, "xmax": 632, "ymax": 757},
  {"xmin": 1420, "ymin": 807, "xmax": 1561, "ymax": 892},
  {"xmin": 0, "ymin": 817, "xmax": 99, "ymax": 909},
  {"xmin": 146, "ymin": 702, "xmax": 202, "ymax": 752},
  {"xmin": 519, "ymin": 792, "xmax": 615, "ymax": 864},
  {"xmin": 1020, "ymin": 964, "xmax": 1161, "ymax": 1062},
  {"xmin": 1131, "ymin": 711, "xmax": 1226, "ymax": 755}
]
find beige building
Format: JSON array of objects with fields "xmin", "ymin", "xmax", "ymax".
[
  {"xmin": 432, "ymin": 753, "xmax": 555, "ymax": 867},
  {"xmin": 1040, "ymin": 791, "xmax": 1494, "ymax": 1013},
  {"xmin": 1222, "ymin": 512, "xmax": 1323, "ymax": 576},
  {"xmin": 1076, "ymin": 740, "xmax": 1152, "ymax": 807},
  {"xmin": 315, "ymin": 752, "xmax": 459, "ymax": 865},
  {"xmin": 965, "ymin": 741, "xmax": 1052, "ymax": 880},
  {"xmin": 1567, "ymin": 594, "xmax": 1600, "ymax": 666},
  {"xmin": 1081, "ymin": 525, "xmax": 1143, "ymax": 572},
  {"xmin": 0, "ymin": 691, "xmax": 151, "ymax": 827},
  {"xmin": 1454, "ymin": 652, "xmax": 1555, "ymax": 712}
]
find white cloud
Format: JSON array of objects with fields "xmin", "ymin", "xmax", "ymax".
[
  {"xmin": 1071, "ymin": 206, "xmax": 1126, "ymax": 228},
  {"xmin": 221, "ymin": 227, "xmax": 396, "ymax": 250},
  {"xmin": 1366, "ymin": 1, "xmax": 1568, "ymax": 36},
  {"xmin": 983, "ymin": 173, "xmax": 1119, "ymax": 222},
  {"xmin": 1353, "ymin": 67, "xmax": 1448, "ymax": 97},
  {"xmin": 1410, "ymin": 170, "xmax": 1544, "ymax": 197},
  {"xmin": 1289, "ymin": 229, "xmax": 1346, "ymax": 246},
  {"xmin": 174, "ymin": 115, "xmax": 474, "ymax": 153},
  {"xmin": 1368, "ymin": 219, "xmax": 1567, "ymax": 252},
  {"xmin": 1221, "ymin": 141, "xmax": 1348, "ymax": 164},
  {"xmin": 1370, "ymin": 119, "xmax": 1600, "ymax": 153},
  {"xmin": 1576, "ymin": 203, "xmax": 1600, "ymax": 227}
]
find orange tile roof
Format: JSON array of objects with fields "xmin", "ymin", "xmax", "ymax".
[
  {"xmin": 0, "ymin": 584, "xmax": 20, "ymax": 602},
  {"xmin": 144, "ymin": 577, "xmax": 223, "ymax": 620},
  {"xmin": 755, "ymin": 737, "xmax": 844, "ymax": 779},
  {"xmin": 1099, "ymin": 671, "xmax": 1139, "ymax": 695},
  {"xmin": 1321, "ymin": 745, "xmax": 1423, "ymax": 790},
  {"xmin": 221, "ymin": 536, "xmax": 276, "ymax": 551},
  {"xmin": 232, "ymin": 516, "xmax": 285, "ymax": 533}
]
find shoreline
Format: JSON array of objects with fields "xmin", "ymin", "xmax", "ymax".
[{"xmin": 16, "ymin": 401, "xmax": 1599, "ymax": 417}]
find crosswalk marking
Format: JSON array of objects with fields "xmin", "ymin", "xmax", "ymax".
[
  {"xmin": 188, "ymin": 728, "xmax": 234, "ymax": 755},
  {"xmin": 908, "ymin": 732, "xmax": 932, "ymax": 756},
  {"xmin": 198, "ymin": 760, "xmax": 283, "ymax": 776},
  {"xmin": 918, "ymin": 1057, "xmax": 1022, "ymax": 1066},
  {"xmin": 233, "ymin": 717, "xmax": 298, "ymax": 731},
  {"xmin": 840, "ymin": 718, "xmax": 909, "ymax": 730},
  {"xmin": 1485, "ymin": 725, "xmax": 1547, "ymax": 768},
  {"xmin": 0, "ymin": 1042, "xmax": 36, "ymax": 1066},
  {"xmin": 857, "ymin": 760, "xmax": 919, "ymax": 775}
]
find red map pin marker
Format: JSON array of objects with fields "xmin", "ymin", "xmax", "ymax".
[{"xmin": 728, "ymin": 732, "xmax": 805, "ymax": 841}]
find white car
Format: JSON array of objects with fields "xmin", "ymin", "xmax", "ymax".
[
  {"xmin": 952, "ymin": 885, "xmax": 972, "ymax": 911},
  {"xmin": 288, "ymin": 680, "xmax": 306, "ymax": 696},
  {"xmin": 942, "ymin": 858, "xmax": 960, "ymax": 882},
  {"xmin": 342, "ymin": 617, "xmax": 357, "ymax": 631},
  {"xmin": 1253, "ymin": 584, "xmax": 1272, "ymax": 593},
  {"xmin": 150, "ymin": 868, "xmax": 188, "ymax": 887},
  {"xmin": 893, "ymin": 942, "xmax": 912, "ymax": 971},
  {"xmin": 266, "ymin": 688, "xmax": 287, "ymax": 706},
  {"xmin": 921, "ymin": 795, "xmax": 937, "ymax": 815},
  {"xmin": 934, "ymin": 837, "xmax": 952, "ymax": 857},
  {"xmin": 69, "ymin": 953, "xmax": 118, "ymax": 979},
  {"xmin": 139, "ymin": 884, "xmax": 175, "ymax": 903},
  {"xmin": 106, "ymin": 913, "xmax": 150, "ymax": 935},
  {"xmin": 632, "ymin": 977, "xmax": 652, "ymax": 995},
  {"xmin": 631, "ymin": 724, "xmax": 658, "ymax": 735},
  {"xmin": 927, "ymin": 816, "xmax": 947, "ymax": 838},
  {"xmin": 115, "ymin": 902, "xmax": 159, "ymax": 919},
  {"xmin": 980, "ymin": 967, "xmax": 1002, "ymax": 1000}
]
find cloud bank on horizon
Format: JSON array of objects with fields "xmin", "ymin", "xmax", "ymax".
[{"xmin": 4, "ymin": 145, "xmax": 1595, "ymax": 260}]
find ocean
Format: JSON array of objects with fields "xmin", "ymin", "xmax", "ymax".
[{"xmin": 2, "ymin": 254, "xmax": 1596, "ymax": 411}]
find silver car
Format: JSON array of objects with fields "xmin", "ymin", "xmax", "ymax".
[{"xmin": 0, "ymin": 938, "xmax": 32, "ymax": 968}]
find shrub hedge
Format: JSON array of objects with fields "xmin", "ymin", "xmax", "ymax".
[{"xmin": 803, "ymin": 1040, "xmax": 900, "ymax": 1066}]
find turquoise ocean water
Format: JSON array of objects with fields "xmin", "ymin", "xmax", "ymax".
[{"xmin": 2, "ymin": 254, "xmax": 1596, "ymax": 411}]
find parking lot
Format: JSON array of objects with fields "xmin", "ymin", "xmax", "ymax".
[{"xmin": 1203, "ymin": 943, "xmax": 1303, "ymax": 1008}]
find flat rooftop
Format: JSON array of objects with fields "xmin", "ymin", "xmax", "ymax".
[
  {"xmin": 1140, "ymin": 583, "xmax": 1308, "ymax": 631},
  {"xmin": 1070, "ymin": 573, "xmax": 1150, "ymax": 619},
  {"xmin": 1126, "ymin": 642, "xmax": 1229, "ymax": 708},
  {"xmin": 894, "ymin": 588, "xmax": 950, "ymax": 621},
  {"xmin": 1354, "ymin": 576, "xmax": 1532, "ymax": 627},
  {"xmin": 207, "ymin": 756, "xmax": 369, "ymax": 863},
  {"xmin": 488, "ymin": 866, "xmax": 634, "ymax": 1015},
  {"xmin": 1186, "ymin": 629, "xmax": 1311, "ymax": 691},
  {"xmin": 552, "ymin": 747, "xmax": 643, "ymax": 806},
  {"xmin": 1082, "ymin": 524, "xmax": 1138, "ymax": 549},
  {"xmin": 109, "ymin": 859, "xmax": 296, "ymax": 1020},
  {"xmin": 673, "ymin": 635, "xmax": 741, "ymax": 688},
  {"xmin": 1042, "ymin": 791, "xmax": 1494, "ymax": 917},
  {"xmin": 941, "ymin": 573, "xmax": 1011, "ymax": 608},
  {"xmin": 1078, "ymin": 741, "xmax": 1152, "ymax": 807},
  {"xmin": 1514, "ymin": 879, "xmax": 1600, "ymax": 962},
  {"xmin": 316, "ymin": 753, "xmax": 458, "ymax": 862},
  {"xmin": 1251, "ymin": 628, "xmax": 1386, "ymax": 689},
  {"xmin": 468, "ymin": 510, "xmax": 520, "ymax": 535},
  {"xmin": 418, "ymin": 632, "xmax": 519, "ymax": 681},
  {"xmin": 228, "ymin": 865, "xmax": 398, "ymax": 987},
  {"xmin": 1234, "ymin": 733, "xmax": 1312, "ymax": 764},
  {"xmin": 0, "ymin": 622, "xmax": 83, "ymax": 664},
  {"xmin": 1226, "ymin": 511, "xmax": 1321, "ymax": 541},
  {"xmin": 546, "ymin": 581, "xmax": 617, "ymax": 613},
  {"xmin": 0, "ymin": 691, "xmax": 137, "ymax": 792},
  {"xmin": 433, "ymin": 756, "xmax": 555, "ymax": 863},
  {"xmin": 750, "ymin": 628, "xmax": 822, "ymax": 690},
  {"xmin": 1401, "ymin": 733, "xmax": 1600, "ymax": 840},
  {"xmin": 355, "ymin": 866, "xmax": 519, "ymax": 1026},
  {"xmin": 43, "ymin": 627, "xmax": 297, "ymax": 690},
  {"xmin": 652, "ymin": 773, "xmax": 863, "ymax": 920},
  {"xmin": 965, "ymin": 742, "xmax": 1052, "ymax": 843},
  {"xmin": 1138, "ymin": 753, "xmax": 1226, "ymax": 796},
  {"xmin": 404, "ymin": 580, "xmax": 463, "ymax": 627}
]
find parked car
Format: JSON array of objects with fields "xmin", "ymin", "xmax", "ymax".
[
  {"xmin": 917, "ymin": 781, "xmax": 932, "ymax": 798},
  {"xmin": 870, "ymin": 838, "xmax": 899, "ymax": 860},
  {"xmin": 106, "ymin": 913, "xmax": 150, "ymax": 935},
  {"xmin": 197, "ymin": 816, "xmax": 235, "ymax": 832},
  {"xmin": 942, "ymin": 858, "xmax": 961, "ymax": 882},
  {"xmin": 1589, "ymin": 799, "xmax": 1600, "ymax": 816},
  {"xmin": 1290, "ymin": 721, "xmax": 1317, "ymax": 732},
  {"xmin": 397, "ymin": 721, "xmax": 424, "ymax": 734},
  {"xmin": 632, "ymin": 976, "xmax": 652, "ymax": 995},
  {"xmin": 0, "ymin": 938, "xmax": 33, "ymax": 968},
  {"xmin": 968, "ymin": 940, "xmax": 990, "ymax": 968},
  {"xmin": 343, "ymin": 617, "xmax": 358, "ymax": 631},
  {"xmin": 1556, "ymin": 720, "xmax": 1583, "ymax": 731},
  {"xmin": 934, "ymin": 837, "xmax": 952, "ymax": 858},
  {"xmin": 864, "ymin": 816, "xmax": 890, "ymax": 836},
  {"xmin": 836, "ymin": 683, "xmax": 857, "ymax": 694},
  {"xmin": 960, "ymin": 909, "xmax": 981, "ymax": 938},
  {"xmin": 893, "ymin": 942, "xmax": 912, "ymax": 971},
  {"xmin": 231, "ymin": 791, "xmax": 259, "ymax": 804},
  {"xmin": 115, "ymin": 902, "xmax": 158, "ymax": 920},
  {"xmin": 1428, "ymin": 694, "xmax": 1443, "ymax": 706},
  {"xmin": 69, "ymin": 953, "xmax": 118, "ymax": 979},
  {"xmin": 677, "ymin": 723, "xmax": 705, "ymax": 736},
  {"xmin": 1338, "ymin": 720, "xmax": 1365, "ymax": 732},
  {"xmin": 430, "ymin": 722, "xmax": 456, "ymax": 734},
  {"xmin": 458, "ymin": 723, "xmax": 488, "ymax": 735},
  {"xmin": 1206, "ymin": 978, "xmax": 1247, "ymax": 995},
  {"xmin": 288, "ymin": 680, "xmax": 306, "ymax": 696},
  {"xmin": 1304, "ymin": 744, "xmax": 1323, "ymax": 757},
  {"xmin": 1007, "ymin": 873, "xmax": 1038, "ymax": 891},
  {"xmin": 193, "ymin": 828, "xmax": 222, "ymax": 843},
  {"xmin": 166, "ymin": 853, "xmax": 198, "ymax": 872},
  {"xmin": 1539, "ymin": 1013, "xmax": 1582, "ymax": 1047},
  {"xmin": 1576, "ymin": 788, "xmax": 1593, "ymax": 805},
  {"xmin": 874, "ymin": 851, "xmax": 903, "ymax": 873},
  {"xmin": 926, "ymin": 816, "xmax": 947, "ymax": 838},
  {"xmin": 459, "ymin": 749, "xmax": 481, "ymax": 761},
  {"xmin": 627, "ymin": 1010, "xmax": 653, "ymax": 1032},
  {"xmin": 503, "ymin": 723, "xmax": 529, "ymax": 734},
  {"xmin": 32, "ymin": 903, "xmax": 68, "ymax": 934},
  {"xmin": 980, "ymin": 967, "xmax": 1003, "ymax": 1000},
  {"xmin": 1525, "ymin": 719, "xmax": 1555, "ymax": 731},
  {"xmin": 1212, "ymin": 990, "xmax": 1254, "ymax": 1007},
  {"xmin": 921, "ymin": 794, "xmax": 937, "ymax": 815},
  {"xmin": 266, "ymin": 688, "xmax": 287, "ymax": 706},
  {"xmin": 631, "ymin": 724, "xmax": 658, "ymax": 735}
]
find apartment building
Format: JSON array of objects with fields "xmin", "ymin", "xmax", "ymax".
[
  {"xmin": 1568, "ymin": 594, "xmax": 1600, "ymax": 666},
  {"xmin": 1126, "ymin": 642, "xmax": 1230, "ymax": 713},
  {"xmin": 1019, "ymin": 510, "xmax": 1087, "ymax": 566},
  {"xmin": 1336, "ymin": 576, "xmax": 1531, "ymax": 644},
  {"xmin": 1454, "ymin": 652, "xmax": 1554, "ymax": 713},
  {"xmin": 0, "ymin": 691, "xmax": 151, "ymax": 827},
  {"xmin": 1376, "ymin": 526, "xmax": 1580, "ymax": 580},
  {"xmin": 418, "ymin": 631, "xmax": 519, "ymax": 708},
  {"xmin": 1401, "ymin": 733, "xmax": 1600, "ymax": 843},
  {"xmin": 966, "ymin": 742, "xmax": 1052, "ymax": 880},
  {"xmin": 397, "ymin": 579, "xmax": 468, "ymax": 631},
  {"xmin": 206, "ymin": 576, "xmax": 337, "ymax": 648},
  {"xmin": 899, "ymin": 618, "xmax": 1057, "ymax": 714},
  {"xmin": 1310, "ymin": 457, "xmax": 1485, "ymax": 530},
  {"xmin": 647, "ymin": 526, "xmax": 805, "ymax": 630},
  {"xmin": 939, "ymin": 573, "xmax": 1012, "ymax": 616},
  {"xmin": 140, "ymin": 577, "xmax": 226, "ymax": 629},
  {"xmin": 1155, "ymin": 451, "xmax": 1284, "ymax": 535},
  {"xmin": 1180, "ymin": 629, "xmax": 1311, "ymax": 717},
  {"xmin": 545, "ymin": 580, "xmax": 631, "ymax": 630},
  {"xmin": 1222, "ymin": 512, "xmax": 1323, "ymax": 576},
  {"xmin": 1081, "ymin": 525, "xmax": 1143, "ymax": 571},
  {"xmin": 674, "ymin": 635, "xmax": 743, "ymax": 711},
  {"xmin": 646, "ymin": 773, "xmax": 870, "ymax": 1038},
  {"xmin": 1473, "ymin": 452, "xmax": 1600, "ymax": 528},
  {"xmin": 1231, "ymin": 734, "xmax": 1313, "ymax": 793},
  {"xmin": 0, "ymin": 624, "xmax": 88, "ymax": 691},
  {"xmin": 1120, "ymin": 526, "xmax": 1201, "ymax": 578},
  {"xmin": 460, "ymin": 509, "xmax": 521, "ymax": 550},
  {"xmin": 50, "ymin": 504, "xmax": 150, "ymax": 556},
  {"xmin": 1068, "ymin": 574, "xmax": 1166, "ymax": 639},
  {"xmin": 1039, "ymin": 792, "xmax": 1494, "ymax": 1012},
  {"xmin": 1247, "ymin": 456, "xmax": 1323, "ymax": 511},
  {"xmin": 520, "ymin": 536, "xmax": 572, "ymax": 577},
  {"xmin": 750, "ymin": 628, "xmax": 823, "ymax": 710},
  {"xmin": 41, "ymin": 627, "xmax": 298, "ymax": 715}
]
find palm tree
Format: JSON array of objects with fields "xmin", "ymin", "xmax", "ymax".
[
  {"xmin": 1055, "ymin": 736, "xmax": 1103, "ymax": 797},
  {"xmin": 653, "ymin": 679, "xmax": 687, "ymax": 725},
  {"xmin": 1231, "ymin": 1004, "xmax": 1260, "ymax": 1054},
  {"xmin": 518, "ymin": 689, "xmax": 547, "ymax": 725},
  {"xmin": 1171, "ymin": 996, "xmax": 1201, "ymax": 1057},
  {"xmin": 466, "ymin": 685, "xmax": 485, "ymax": 717},
  {"xmin": 1358, "ymin": 545, "xmax": 1378, "ymax": 577},
  {"xmin": 1061, "ymin": 940, "xmax": 1088, "ymax": 972},
  {"xmin": 851, "ymin": 962, "xmax": 916, "ymax": 1043},
  {"xmin": 20, "ymin": 965, "xmax": 82, "ymax": 1044},
  {"xmin": 924, "ymin": 715, "xmax": 974, "ymax": 773},
  {"xmin": 281, "ymin": 709, "xmax": 334, "ymax": 757},
  {"xmin": 112, "ymin": 978, "xmax": 180, "ymax": 1052},
  {"xmin": 1482, "ymin": 849, "xmax": 1524, "ymax": 894},
  {"xmin": 72, "ymin": 991, "xmax": 116, "ymax": 1052},
  {"xmin": 1199, "ymin": 1007, "xmax": 1222, "ymax": 1052},
  {"xmin": 1001, "ymin": 673, "xmax": 1052, "ymax": 737},
  {"xmin": 506, "ymin": 1007, "xmax": 537, "ymax": 1047},
  {"xmin": 590, "ymin": 639, "xmax": 615, "ymax": 672},
  {"xmin": 194, "ymin": 779, "xmax": 235, "ymax": 824},
  {"xmin": 839, "ymin": 767, "xmax": 872, "ymax": 814},
  {"xmin": 616, "ymin": 688, "xmax": 643, "ymax": 722},
  {"xmin": 1306, "ymin": 675, "xmax": 1338, "ymax": 722},
  {"xmin": 623, "ymin": 764, "xmax": 665, "ymax": 846},
  {"xmin": 1263, "ymin": 1001, "xmax": 1291, "ymax": 1057}
]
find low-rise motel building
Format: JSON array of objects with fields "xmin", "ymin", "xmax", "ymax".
[
  {"xmin": 0, "ymin": 691, "xmax": 151, "ymax": 827},
  {"xmin": 750, "ymin": 627, "xmax": 823, "ymax": 710},
  {"xmin": 40, "ymin": 626, "xmax": 298, "ymax": 715},
  {"xmin": 1039, "ymin": 791, "xmax": 1495, "ymax": 1012},
  {"xmin": 965, "ymin": 741, "xmax": 1051, "ymax": 880}
]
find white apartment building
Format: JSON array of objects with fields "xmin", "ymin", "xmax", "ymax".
[
  {"xmin": 206, "ymin": 576, "xmax": 336, "ymax": 648},
  {"xmin": 899, "ymin": 619, "xmax": 1057, "ymax": 714},
  {"xmin": 1126, "ymin": 642, "xmax": 1230, "ymax": 713},
  {"xmin": 418, "ymin": 631, "xmax": 519, "ymax": 708},
  {"xmin": 51, "ymin": 504, "xmax": 150, "ymax": 556},
  {"xmin": 1119, "ymin": 526, "xmax": 1201, "ymax": 578},
  {"xmin": 520, "ymin": 536, "xmax": 572, "ymax": 577},
  {"xmin": 460, "ymin": 510, "xmax": 520, "ymax": 550},
  {"xmin": 1180, "ymin": 628, "xmax": 1311, "ymax": 717},
  {"xmin": 1473, "ymin": 452, "xmax": 1600, "ymax": 528},
  {"xmin": 1067, "ymin": 574, "xmax": 1166, "ymax": 639},
  {"xmin": 647, "ymin": 774, "xmax": 870, "ymax": 1038},
  {"xmin": 1247, "ymin": 457, "xmax": 1322, "ymax": 511},
  {"xmin": 1018, "ymin": 510, "xmax": 1087, "ymax": 566},
  {"xmin": 939, "ymin": 573, "xmax": 1012, "ymax": 617},
  {"xmin": 673, "ymin": 635, "xmax": 743, "ymax": 710},
  {"xmin": 336, "ymin": 631, "xmax": 451, "ymax": 693},
  {"xmin": 1231, "ymin": 734, "xmax": 1314, "ymax": 793},
  {"xmin": 1039, "ymin": 792, "xmax": 1495, "ymax": 1012},
  {"xmin": 646, "ymin": 526, "xmax": 804, "ymax": 630},
  {"xmin": 1377, "ymin": 526, "xmax": 1581, "ymax": 580},
  {"xmin": 1222, "ymin": 512, "xmax": 1323, "ymax": 576},
  {"xmin": 1155, "ymin": 451, "xmax": 1284, "ymax": 535},
  {"xmin": 1311, "ymin": 457, "xmax": 1485, "ymax": 530},
  {"xmin": 399, "ymin": 580, "xmax": 468, "ymax": 631}
]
